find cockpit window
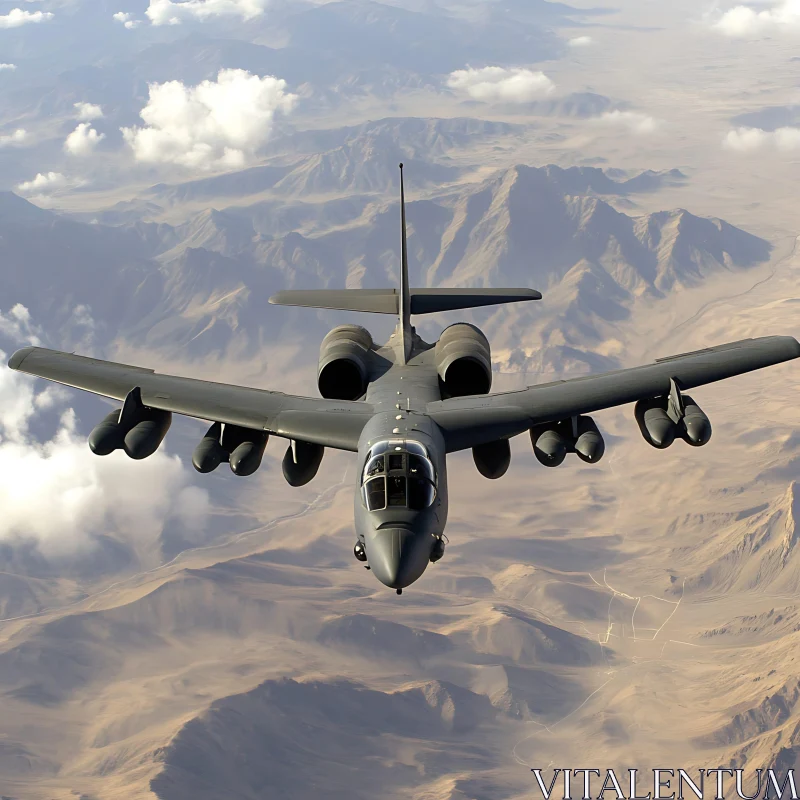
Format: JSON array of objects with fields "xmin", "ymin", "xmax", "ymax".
[
  {"xmin": 409, "ymin": 476, "xmax": 435, "ymax": 510},
  {"xmin": 365, "ymin": 455, "xmax": 384, "ymax": 478},
  {"xmin": 361, "ymin": 440, "xmax": 436, "ymax": 511},
  {"xmin": 388, "ymin": 453, "xmax": 404, "ymax": 471},
  {"xmin": 409, "ymin": 454, "xmax": 434, "ymax": 483},
  {"xmin": 387, "ymin": 476, "xmax": 406, "ymax": 506},
  {"xmin": 365, "ymin": 477, "xmax": 386, "ymax": 511}
]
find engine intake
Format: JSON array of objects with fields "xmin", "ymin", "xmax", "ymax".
[
  {"xmin": 318, "ymin": 324, "xmax": 373, "ymax": 401},
  {"xmin": 530, "ymin": 423, "xmax": 568, "ymax": 467},
  {"xmin": 574, "ymin": 416, "xmax": 606, "ymax": 463},
  {"xmin": 435, "ymin": 323, "xmax": 492, "ymax": 398}
]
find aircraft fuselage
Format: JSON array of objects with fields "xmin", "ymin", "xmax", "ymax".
[{"xmin": 353, "ymin": 333, "xmax": 449, "ymax": 591}]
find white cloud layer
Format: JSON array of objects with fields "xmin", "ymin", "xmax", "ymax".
[
  {"xmin": 0, "ymin": 129, "xmax": 26, "ymax": 147},
  {"xmin": 0, "ymin": 63, "xmax": 17, "ymax": 71},
  {"xmin": 723, "ymin": 125, "xmax": 800, "ymax": 151},
  {"xmin": 146, "ymin": 0, "xmax": 268, "ymax": 25},
  {"xmin": 74, "ymin": 102, "xmax": 103, "ymax": 121},
  {"xmin": 16, "ymin": 172, "xmax": 67, "ymax": 193},
  {"xmin": 0, "ymin": 9, "xmax": 54, "ymax": 28},
  {"xmin": 446, "ymin": 66, "xmax": 555, "ymax": 103},
  {"xmin": 64, "ymin": 124, "xmax": 105, "ymax": 156},
  {"xmin": 591, "ymin": 110, "xmax": 659, "ymax": 134},
  {"xmin": 568, "ymin": 36, "xmax": 593, "ymax": 47},
  {"xmin": 0, "ymin": 331, "xmax": 209, "ymax": 557},
  {"xmin": 121, "ymin": 68, "xmax": 297, "ymax": 170},
  {"xmin": 713, "ymin": 1, "xmax": 800, "ymax": 35}
]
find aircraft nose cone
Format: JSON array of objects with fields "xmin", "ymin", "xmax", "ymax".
[{"xmin": 366, "ymin": 528, "xmax": 432, "ymax": 590}]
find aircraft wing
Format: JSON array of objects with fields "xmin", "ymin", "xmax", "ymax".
[
  {"xmin": 426, "ymin": 336, "xmax": 800, "ymax": 452},
  {"xmin": 7, "ymin": 346, "xmax": 373, "ymax": 452}
]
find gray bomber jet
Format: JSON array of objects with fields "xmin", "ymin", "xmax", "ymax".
[{"xmin": 8, "ymin": 166, "xmax": 800, "ymax": 593}]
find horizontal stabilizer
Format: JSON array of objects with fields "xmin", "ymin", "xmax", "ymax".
[
  {"xmin": 269, "ymin": 288, "xmax": 541, "ymax": 315},
  {"xmin": 410, "ymin": 288, "xmax": 541, "ymax": 314}
]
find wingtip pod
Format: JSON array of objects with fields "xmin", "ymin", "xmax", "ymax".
[
  {"xmin": 8, "ymin": 345, "xmax": 36, "ymax": 370},
  {"xmin": 760, "ymin": 335, "xmax": 800, "ymax": 360}
]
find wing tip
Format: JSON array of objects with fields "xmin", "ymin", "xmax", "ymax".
[
  {"xmin": 763, "ymin": 335, "xmax": 800, "ymax": 359},
  {"xmin": 8, "ymin": 345, "xmax": 36, "ymax": 371}
]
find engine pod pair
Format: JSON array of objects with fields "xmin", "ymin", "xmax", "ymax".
[
  {"xmin": 88, "ymin": 405, "xmax": 172, "ymax": 460},
  {"xmin": 529, "ymin": 416, "xmax": 605, "ymax": 467},
  {"xmin": 191, "ymin": 421, "xmax": 268, "ymax": 476},
  {"xmin": 634, "ymin": 396, "xmax": 712, "ymax": 449}
]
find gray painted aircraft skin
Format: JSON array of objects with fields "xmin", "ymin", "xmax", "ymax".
[{"xmin": 8, "ymin": 166, "xmax": 800, "ymax": 594}]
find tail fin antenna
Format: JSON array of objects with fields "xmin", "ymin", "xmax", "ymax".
[{"xmin": 399, "ymin": 163, "xmax": 412, "ymax": 363}]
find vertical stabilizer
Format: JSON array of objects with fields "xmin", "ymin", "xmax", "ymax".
[{"xmin": 399, "ymin": 163, "xmax": 412, "ymax": 363}]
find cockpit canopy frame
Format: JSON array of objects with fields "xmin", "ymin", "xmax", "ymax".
[{"xmin": 361, "ymin": 440, "xmax": 437, "ymax": 512}]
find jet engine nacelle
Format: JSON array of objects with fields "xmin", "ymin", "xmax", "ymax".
[
  {"xmin": 192, "ymin": 422, "xmax": 227, "ymax": 473},
  {"xmin": 530, "ymin": 423, "xmax": 568, "ymax": 467},
  {"xmin": 88, "ymin": 396, "xmax": 172, "ymax": 461},
  {"xmin": 435, "ymin": 323, "xmax": 492, "ymax": 398},
  {"xmin": 318, "ymin": 324, "xmax": 374, "ymax": 401},
  {"xmin": 88, "ymin": 411, "xmax": 127, "ymax": 456},
  {"xmin": 634, "ymin": 398, "xmax": 676, "ymax": 449},
  {"xmin": 635, "ymin": 396, "xmax": 712, "ymax": 449},
  {"xmin": 573, "ymin": 416, "xmax": 606, "ymax": 463},
  {"xmin": 472, "ymin": 439, "xmax": 511, "ymax": 479},
  {"xmin": 191, "ymin": 421, "xmax": 268, "ymax": 476},
  {"xmin": 282, "ymin": 440, "xmax": 325, "ymax": 486},
  {"xmin": 681, "ymin": 397, "xmax": 712, "ymax": 447},
  {"xmin": 530, "ymin": 416, "xmax": 606, "ymax": 467}
]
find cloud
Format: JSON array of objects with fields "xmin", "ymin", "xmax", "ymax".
[
  {"xmin": 0, "ymin": 129, "xmax": 26, "ymax": 147},
  {"xmin": 712, "ymin": 1, "xmax": 800, "ymax": 36},
  {"xmin": 64, "ymin": 123, "xmax": 106, "ymax": 156},
  {"xmin": 74, "ymin": 101, "xmax": 103, "ymax": 121},
  {"xmin": 16, "ymin": 172, "xmax": 68, "ymax": 193},
  {"xmin": 591, "ymin": 110, "xmax": 659, "ymax": 134},
  {"xmin": 0, "ymin": 344, "xmax": 209, "ymax": 557},
  {"xmin": 0, "ymin": 63, "xmax": 17, "ymax": 71},
  {"xmin": 146, "ymin": 0, "xmax": 268, "ymax": 25},
  {"xmin": 568, "ymin": 36, "xmax": 593, "ymax": 47},
  {"xmin": 723, "ymin": 125, "xmax": 800, "ymax": 151},
  {"xmin": 446, "ymin": 66, "xmax": 555, "ymax": 103},
  {"xmin": 113, "ymin": 11, "xmax": 141, "ymax": 28},
  {"xmin": 0, "ymin": 9, "xmax": 54, "ymax": 28},
  {"xmin": 0, "ymin": 304, "xmax": 43, "ymax": 347},
  {"xmin": 121, "ymin": 68, "xmax": 297, "ymax": 170}
]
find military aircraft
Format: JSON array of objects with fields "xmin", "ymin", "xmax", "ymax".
[{"xmin": 8, "ymin": 165, "xmax": 800, "ymax": 594}]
